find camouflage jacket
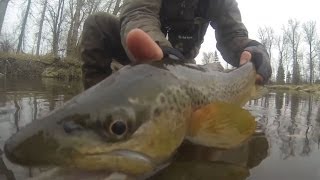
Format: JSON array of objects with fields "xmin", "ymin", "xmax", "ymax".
[{"xmin": 120, "ymin": 0, "xmax": 255, "ymax": 67}]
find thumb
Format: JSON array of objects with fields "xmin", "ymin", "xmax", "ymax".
[
  {"xmin": 240, "ymin": 51, "xmax": 264, "ymax": 84},
  {"xmin": 126, "ymin": 28, "xmax": 163, "ymax": 63},
  {"xmin": 239, "ymin": 51, "xmax": 252, "ymax": 65}
]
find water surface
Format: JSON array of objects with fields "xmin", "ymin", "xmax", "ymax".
[{"xmin": 0, "ymin": 78, "xmax": 320, "ymax": 180}]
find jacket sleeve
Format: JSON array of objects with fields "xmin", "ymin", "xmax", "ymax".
[
  {"xmin": 120, "ymin": 0, "xmax": 172, "ymax": 56},
  {"xmin": 209, "ymin": 0, "xmax": 253, "ymax": 67}
]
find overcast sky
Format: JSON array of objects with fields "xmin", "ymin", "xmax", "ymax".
[
  {"xmin": 196, "ymin": 0, "xmax": 320, "ymax": 63},
  {"xmin": 3, "ymin": 0, "xmax": 320, "ymax": 64}
]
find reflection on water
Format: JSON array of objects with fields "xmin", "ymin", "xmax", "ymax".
[
  {"xmin": 1, "ymin": 78, "xmax": 320, "ymax": 180},
  {"xmin": 150, "ymin": 133, "xmax": 268, "ymax": 180},
  {"xmin": 247, "ymin": 92, "xmax": 320, "ymax": 180},
  {"xmin": 0, "ymin": 78, "xmax": 83, "ymax": 180}
]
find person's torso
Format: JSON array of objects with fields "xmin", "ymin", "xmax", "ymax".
[{"xmin": 160, "ymin": 0, "xmax": 212, "ymax": 57}]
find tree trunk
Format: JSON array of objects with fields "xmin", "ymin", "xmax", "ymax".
[
  {"xmin": 309, "ymin": 45, "xmax": 313, "ymax": 84},
  {"xmin": 106, "ymin": 0, "xmax": 113, "ymax": 13},
  {"xmin": 17, "ymin": 0, "xmax": 32, "ymax": 53},
  {"xmin": 285, "ymin": 19, "xmax": 301, "ymax": 85},
  {"xmin": 0, "ymin": 0, "xmax": 10, "ymax": 35},
  {"xmin": 303, "ymin": 21, "xmax": 317, "ymax": 84},
  {"xmin": 257, "ymin": 26, "xmax": 275, "ymax": 80},
  {"xmin": 36, "ymin": 0, "xmax": 48, "ymax": 56},
  {"xmin": 112, "ymin": 0, "xmax": 122, "ymax": 15},
  {"xmin": 50, "ymin": 0, "xmax": 65, "ymax": 57},
  {"xmin": 66, "ymin": 0, "xmax": 83, "ymax": 57}
]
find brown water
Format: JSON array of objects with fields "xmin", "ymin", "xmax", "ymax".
[{"xmin": 0, "ymin": 78, "xmax": 320, "ymax": 180}]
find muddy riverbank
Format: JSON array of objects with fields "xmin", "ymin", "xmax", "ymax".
[{"xmin": 0, "ymin": 53, "xmax": 82, "ymax": 80}]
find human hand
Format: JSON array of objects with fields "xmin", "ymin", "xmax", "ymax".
[
  {"xmin": 126, "ymin": 28, "xmax": 186, "ymax": 63},
  {"xmin": 240, "ymin": 51, "xmax": 264, "ymax": 84},
  {"xmin": 126, "ymin": 29, "xmax": 163, "ymax": 63},
  {"xmin": 239, "ymin": 44, "xmax": 272, "ymax": 84}
]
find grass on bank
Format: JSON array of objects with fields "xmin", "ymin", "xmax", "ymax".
[
  {"xmin": 0, "ymin": 52, "xmax": 82, "ymax": 66},
  {"xmin": 267, "ymin": 84, "xmax": 320, "ymax": 93},
  {"xmin": 5, "ymin": 52, "xmax": 320, "ymax": 90},
  {"xmin": 0, "ymin": 52, "xmax": 82, "ymax": 80}
]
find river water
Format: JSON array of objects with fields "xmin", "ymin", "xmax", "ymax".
[{"xmin": 0, "ymin": 78, "xmax": 320, "ymax": 180}]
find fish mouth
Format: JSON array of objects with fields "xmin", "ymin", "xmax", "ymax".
[
  {"xmin": 107, "ymin": 149, "xmax": 154, "ymax": 165},
  {"xmin": 69, "ymin": 149, "xmax": 159, "ymax": 175},
  {"xmin": 5, "ymin": 138, "xmax": 158, "ymax": 175},
  {"xmin": 107, "ymin": 149, "xmax": 171, "ymax": 179},
  {"xmin": 3, "ymin": 117, "xmax": 161, "ymax": 175}
]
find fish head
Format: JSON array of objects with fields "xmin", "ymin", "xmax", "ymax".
[{"xmin": 4, "ymin": 64, "xmax": 188, "ymax": 175}]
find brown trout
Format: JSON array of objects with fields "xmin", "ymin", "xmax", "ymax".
[{"xmin": 4, "ymin": 59, "xmax": 259, "ymax": 176}]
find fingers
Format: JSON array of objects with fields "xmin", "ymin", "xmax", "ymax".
[
  {"xmin": 126, "ymin": 28, "xmax": 163, "ymax": 63},
  {"xmin": 255, "ymin": 74, "xmax": 264, "ymax": 85},
  {"xmin": 239, "ymin": 51, "xmax": 252, "ymax": 65},
  {"xmin": 240, "ymin": 51, "xmax": 264, "ymax": 84}
]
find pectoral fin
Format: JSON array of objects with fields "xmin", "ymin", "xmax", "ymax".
[{"xmin": 186, "ymin": 102, "xmax": 256, "ymax": 149}]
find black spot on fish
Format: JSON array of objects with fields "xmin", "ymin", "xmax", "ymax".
[
  {"xmin": 160, "ymin": 95, "xmax": 166, "ymax": 104},
  {"xmin": 191, "ymin": 88, "xmax": 196, "ymax": 94},
  {"xmin": 173, "ymin": 96, "xmax": 178, "ymax": 104},
  {"xmin": 177, "ymin": 107, "xmax": 182, "ymax": 114},
  {"xmin": 203, "ymin": 96, "xmax": 208, "ymax": 103},
  {"xmin": 154, "ymin": 107, "xmax": 162, "ymax": 116},
  {"xmin": 176, "ymin": 89, "xmax": 181, "ymax": 94},
  {"xmin": 63, "ymin": 121, "xmax": 84, "ymax": 133},
  {"xmin": 59, "ymin": 114, "xmax": 90, "ymax": 129}
]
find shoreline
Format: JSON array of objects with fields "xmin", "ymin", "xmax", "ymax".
[
  {"xmin": 267, "ymin": 84, "xmax": 320, "ymax": 94},
  {"xmin": 0, "ymin": 53, "xmax": 82, "ymax": 80}
]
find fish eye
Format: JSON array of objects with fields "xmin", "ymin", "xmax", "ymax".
[
  {"xmin": 99, "ymin": 108, "xmax": 135, "ymax": 140},
  {"xmin": 107, "ymin": 120, "xmax": 128, "ymax": 137}
]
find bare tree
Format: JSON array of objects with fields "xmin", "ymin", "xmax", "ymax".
[
  {"xmin": 47, "ymin": 0, "xmax": 65, "ymax": 57},
  {"xmin": 284, "ymin": 19, "xmax": 301, "ymax": 84},
  {"xmin": 17, "ymin": 0, "xmax": 32, "ymax": 53},
  {"xmin": 317, "ymin": 41, "xmax": 320, "ymax": 81},
  {"xmin": 202, "ymin": 52, "xmax": 214, "ymax": 64},
  {"xmin": 105, "ymin": 0, "xmax": 114, "ymax": 13},
  {"xmin": 85, "ymin": 0, "xmax": 103, "ymax": 15},
  {"xmin": 303, "ymin": 21, "xmax": 317, "ymax": 84},
  {"xmin": 101, "ymin": 0, "xmax": 123, "ymax": 15},
  {"xmin": 36, "ymin": 0, "xmax": 48, "ymax": 56},
  {"xmin": 258, "ymin": 26, "xmax": 275, "ymax": 58},
  {"xmin": 66, "ymin": 0, "xmax": 85, "ymax": 57},
  {"xmin": 258, "ymin": 26, "xmax": 275, "ymax": 80},
  {"xmin": 85, "ymin": 0, "xmax": 116, "ymax": 15},
  {"xmin": 0, "ymin": 0, "xmax": 10, "ymax": 34},
  {"xmin": 276, "ymin": 35, "xmax": 288, "ymax": 84},
  {"xmin": 112, "ymin": 0, "xmax": 122, "ymax": 15}
]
